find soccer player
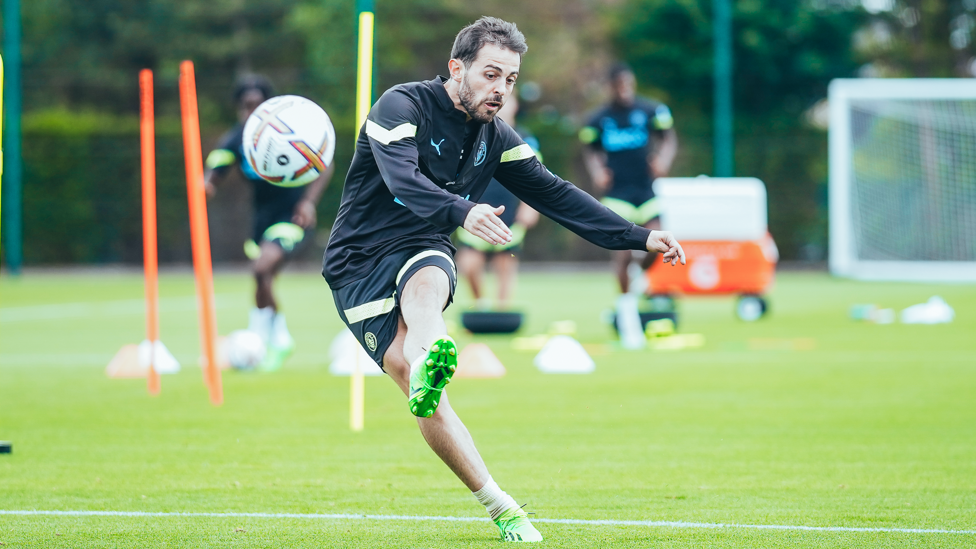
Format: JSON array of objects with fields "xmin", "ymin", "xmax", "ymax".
[
  {"xmin": 323, "ymin": 18, "xmax": 684, "ymax": 543},
  {"xmin": 580, "ymin": 63, "xmax": 678, "ymax": 295},
  {"xmin": 204, "ymin": 75, "xmax": 334, "ymax": 371},
  {"xmin": 454, "ymin": 93, "xmax": 540, "ymax": 309}
]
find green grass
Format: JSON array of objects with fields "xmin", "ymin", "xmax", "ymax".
[{"xmin": 1, "ymin": 269, "xmax": 975, "ymax": 548}]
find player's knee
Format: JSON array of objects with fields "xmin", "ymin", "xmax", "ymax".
[
  {"xmin": 456, "ymin": 250, "xmax": 482, "ymax": 276},
  {"xmin": 457, "ymin": 258, "xmax": 478, "ymax": 278},
  {"xmin": 253, "ymin": 264, "xmax": 274, "ymax": 282},
  {"xmin": 401, "ymin": 287, "xmax": 443, "ymax": 315},
  {"xmin": 253, "ymin": 254, "xmax": 278, "ymax": 279},
  {"xmin": 401, "ymin": 270, "xmax": 449, "ymax": 311}
]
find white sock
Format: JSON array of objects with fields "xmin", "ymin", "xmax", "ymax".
[
  {"xmin": 248, "ymin": 307, "xmax": 275, "ymax": 343},
  {"xmin": 627, "ymin": 260, "xmax": 648, "ymax": 294},
  {"xmin": 271, "ymin": 312, "xmax": 294, "ymax": 347},
  {"xmin": 473, "ymin": 476, "xmax": 519, "ymax": 521},
  {"xmin": 616, "ymin": 293, "xmax": 646, "ymax": 350}
]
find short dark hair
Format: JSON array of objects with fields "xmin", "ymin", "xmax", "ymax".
[
  {"xmin": 233, "ymin": 74, "xmax": 275, "ymax": 104},
  {"xmin": 609, "ymin": 62, "xmax": 633, "ymax": 82},
  {"xmin": 451, "ymin": 17, "xmax": 527, "ymax": 67}
]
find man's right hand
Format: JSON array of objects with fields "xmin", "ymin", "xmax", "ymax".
[{"xmin": 463, "ymin": 204, "xmax": 513, "ymax": 246}]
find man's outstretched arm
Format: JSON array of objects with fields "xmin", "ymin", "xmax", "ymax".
[
  {"xmin": 203, "ymin": 132, "xmax": 240, "ymax": 197},
  {"xmin": 494, "ymin": 138, "xmax": 684, "ymax": 263},
  {"xmin": 650, "ymin": 127, "xmax": 678, "ymax": 178}
]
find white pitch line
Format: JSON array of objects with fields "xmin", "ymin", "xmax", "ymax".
[{"xmin": 0, "ymin": 510, "xmax": 972, "ymax": 535}]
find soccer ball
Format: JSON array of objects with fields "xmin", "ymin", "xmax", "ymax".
[
  {"xmin": 242, "ymin": 95, "xmax": 336, "ymax": 187},
  {"xmin": 223, "ymin": 330, "xmax": 267, "ymax": 370}
]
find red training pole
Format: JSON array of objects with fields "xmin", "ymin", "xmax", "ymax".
[
  {"xmin": 179, "ymin": 60, "xmax": 223, "ymax": 406},
  {"xmin": 139, "ymin": 69, "xmax": 161, "ymax": 396}
]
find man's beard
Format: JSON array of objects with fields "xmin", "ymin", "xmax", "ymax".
[{"xmin": 459, "ymin": 76, "xmax": 501, "ymax": 124}]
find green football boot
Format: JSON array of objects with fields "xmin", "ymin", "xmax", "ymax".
[
  {"xmin": 259, "ymin": 339, "xmax": 294, "ymax": 373},
  {"xmin": 408, "ymin": 336, "xmax": 457, "ymax": 418},
  {"xmin": 494, "ymin": 507, "xmax": 543, "ymax": 543}
]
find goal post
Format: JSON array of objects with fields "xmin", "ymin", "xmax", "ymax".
[{"xmin": 829, "ymin": 78, "xmax": 976, "ymax": 281}]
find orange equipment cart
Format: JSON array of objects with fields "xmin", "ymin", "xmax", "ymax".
[{"xmin": 646, "ymin": 177, "xmax": 778, "ymax": 321}]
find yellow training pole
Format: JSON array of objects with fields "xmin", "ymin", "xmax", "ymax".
[
  {"xmin": 1, "ymin": 54, "xmax": 5, "ymax": 263},
  {"xmin": 350, "ymin": 348, "xmax": 365, "ymax": 432},
  {"xmin": 350, "ymin": 6, "xmax": 374, "ymax": 432},
  {"xmin": 355, "ymin": 11, "xmax": 374, "ymax": 140}
]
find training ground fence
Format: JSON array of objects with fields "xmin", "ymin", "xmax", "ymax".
[{"xmin": 10, "ymin": 124, "xmax": 620, "ymax": 266}]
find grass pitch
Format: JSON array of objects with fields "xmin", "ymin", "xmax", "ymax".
[{"xmin": 1, "ymin": 268, "xmax": 975, "ymax": 548}]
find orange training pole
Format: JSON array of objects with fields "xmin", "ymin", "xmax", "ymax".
[
  {"xmin": 139, "ymin": 69, "xmax": 161, "ymax": 396},
  {"xmin": 179, "ymin": 60, "xmax": 223, "ymax": 405}
]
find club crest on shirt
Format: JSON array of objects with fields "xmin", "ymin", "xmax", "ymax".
[
  {"xmin": 474, "ymin": 141, "xmax": 487, "ymax": 166},
  {"xmin": 365, "ymin": 332, "xmax": 378, "ymax": 352}
]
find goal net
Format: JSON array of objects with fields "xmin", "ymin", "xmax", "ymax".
[{"xmin": 829, "ymin": 79, "xmax": 976, "ymax": 281}]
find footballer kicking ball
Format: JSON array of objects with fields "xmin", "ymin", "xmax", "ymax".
[
  {"xmin": 223, "ymin": 330, "xmax": 267, "ymax": 371},
  {"xmin": 242, "ymin": 95, "xmax": 336, "ymax": 187}
]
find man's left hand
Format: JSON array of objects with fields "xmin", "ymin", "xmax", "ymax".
[
  {"xmin": 646, "ymin": 230, "xmax": 686, "ymax": 266},
  {"xmin": 292, "ymin": 199, "xmax": 317, "ymax": 228}
]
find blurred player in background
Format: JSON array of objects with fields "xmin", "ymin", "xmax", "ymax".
[
  {"xmin": 204, "ymin": 75, "xmax": 334, "ymax": 371},
  {"xmin": 580, "ymin": 63, "xmax": 677, "ymax": 348},
  {"xmin": 324, "ymin": 17, "xmax": 684, "ymax": 542},
  {"xmin": 454, "ymin": 93, "xmax": 539, "ymax": 310},
  {"xmin": 580, "ymin": 63, "xmax": 678, "ymax": 294}
]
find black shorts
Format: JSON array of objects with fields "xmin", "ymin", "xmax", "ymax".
[
  {"xmin": 244, "ymin": 206, "xmax": 311, "ymax": 260},
  {"xmin": 332, "ymin": 248, "xmax": 458, "ymax": 370}
]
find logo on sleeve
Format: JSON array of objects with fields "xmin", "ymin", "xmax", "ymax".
[
  {"xmin": 474, "ymin": 141, "xmax": 487, "ymax": 166},
  {"xmin": 365, "ymin": 332, "xmax": 378, "ymax": 352},
  {"xmin": 431, "ymin": 138, "xmax": 445, "ymax": 155}
]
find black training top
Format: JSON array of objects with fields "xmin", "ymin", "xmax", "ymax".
[
  {"xmin": 479, "ymin": 127, "xmax": 541, "ymax": 226},
  {"xmin": 206, "ymin": 123, "xmax": 306, "ymax": 213},
  {"xmin": 323, "ymin": 76, "xmax": 652, "ymax": 289},
  {"xmin": 579, "ymin": 98, "xmax": 673, "ymax": 205}
]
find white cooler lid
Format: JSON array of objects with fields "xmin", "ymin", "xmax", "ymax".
[{"xmin": 653, "ymin": 177, "xmax": 768, "ymax": 241}]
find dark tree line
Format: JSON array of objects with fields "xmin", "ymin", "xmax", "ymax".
[{"xmin": 2, "ymin": 0, "xmax": 971, "ymax": 263}]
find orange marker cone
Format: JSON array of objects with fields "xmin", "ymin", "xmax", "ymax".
[{"xmin": 455, "ymin": 343, "xmax": 507, "ymax": 379}]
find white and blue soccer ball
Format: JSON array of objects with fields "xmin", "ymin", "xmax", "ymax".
[{"xmin": 242, "ymin": 95, "xmax": 336, "ymax": 187}]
